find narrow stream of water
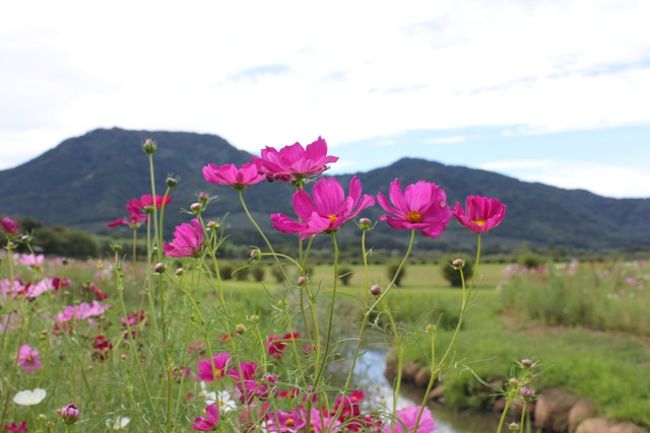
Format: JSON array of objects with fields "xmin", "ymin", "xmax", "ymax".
[{"xmin": 350, "ymin": 350, "xmax": 499, "ymax": 433}]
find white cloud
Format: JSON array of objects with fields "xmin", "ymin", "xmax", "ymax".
[
  {"xmin": 424, "ymin": 135, "xmax": 467, "ymax": 144},
  {"xmin": 0, "ymin": 0, "xmax": 649, "ymax": 170},
  {"xmin": 480, "ymin": 160, "xmax": 650, "ymax": 198}
]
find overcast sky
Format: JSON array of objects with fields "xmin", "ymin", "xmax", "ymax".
[{"xmin": 1, "ymin": 0, "xmax": 649, "ymax": 198}]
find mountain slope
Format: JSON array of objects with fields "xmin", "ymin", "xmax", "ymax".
[{"xmin": 0, "ymin": 128, "xmax": 648, "ymax": 251}]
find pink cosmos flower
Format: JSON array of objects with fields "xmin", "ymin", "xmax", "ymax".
[
  {"xmin": 271, "ymin": 177, "xmax": 375, "ymax": 239},
  {"xmin": 107, "ymin": 198, "xmax": 147, "ymax": 228},
  {"xmin": 58, "ymin": 403, "xmax": 80, "ymax": 425},
  {"xmin": 453, "ymin": 195, "xmax": 506, "ymax": 234},
  {"xmin": 197, "ymin": 352, "xmax": 232, "ymax": 381},
  {"xmin": 24, "ymin": 279, "xmax": 53, "ymax": 299},
  {"xmin": 1, "ymin": 217, "xmax": 20, "ymax": 235},
  {"xmin": 202, "ymin": 162, "xmax": 265, "ymax": 190},
  {"xmin": 254, "ymin": 136, "xmax": 339, "ymax": 182},
  {"xmin": 18, "ymin": 254, "xmax": 44, "ymax": 267},
  {"xmin": 2, "ymin": 421, "xmax": 27, "ymax": 432},
  {"xmin": 17, "ymin": 345, "xmax": 41, "ymax": 374},
  {"xmin": 266, "ymin": 332, "xmax": 300, "ymax": 358},
  {"xmin": 376, "ymin": 178, "xmax": 452, "ymax": 238},
  {"xmin": 192, "ymin": 403, "xmax": 220, "ymax": 431},
  {"xmin": 140, "ymin": 194, "xmax": 171, "ymax": 209},
  {"xmin": 385, "ymin": 406, "xmax": 436, "ymax": 433},
  {"xmin": 265, "ymin": 408, "xmax": 307, "ymax": 433},
  {"xmin": 304, "ymin": 408, "xmax": 341, "ymax": 433},
  {"xmin": 164, "ymin": 219, "xmax": 204, "ymax": 257},
  {"xmin": 55, "ymin": 301, "xmax": 110, "ymax": 324}
]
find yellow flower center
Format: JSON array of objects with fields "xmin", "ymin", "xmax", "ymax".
[
  {"xmin": 406, "ymin": 211, "xmax": 423, "ymax": 223},
  {"xmin": 286, "ymin": 418, "xmax": 295, "ymax": 427},
  {"xmin": 328, "ymin": 214, "xmax": 338, "ymax": 224},
  {"xmin": 473, "ymin": 219, "xmax": 486, "ymax": 227},
  {"xmin": 214, "ymin": 369, "xmax": 222, "ymax": 378}
]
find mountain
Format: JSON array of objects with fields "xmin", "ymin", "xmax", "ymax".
[{"xmin": 0, "ymin": 127, "xmax": 648, "ymax": 252}]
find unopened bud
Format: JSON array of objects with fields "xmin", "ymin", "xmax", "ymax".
[
  {"xmin": 198, "ymin": 192, "xmax": 209, "ymax": 204},
  {"xmin": 59, "ymin": 403, "xmax": 80, "ymax": 425},
  {"xmin": 175, "ymin": 268, "xmax": 184, "ymax": 276},
  {"xmin": 250, "ymin": 248, "xmax": 261, "ymax": 260},
  {"xmin": 359, "ymin": 217, "xmax": 372, "ymax": 229},
  {"xmin": 190, "ymin": 202, "xmax": 202, "ymax": 214},
  {"xmin": 206, "ymin": 220, "xmax": 219, "ymax": 230},
  {"xmin": 452, "ymin": 258, "xmax": 465, "ymax": 269},
  {"xmin": 154, "ymin": 262, "xmax": 166, "ymax": 274},
  {"xmin": 263, "ymin": 373, "xmax": 278, "ymax": 384},
  {"xmin": 297, "ymin": 276, "xmax": 306, "ymax": 286},
  {"xmin": 509, "ymin": 378, "xmax": 520, "ymax": 386},
  {"xmin": 166, "ymin": 176, "xmax": 178, "ymax": 188},
  {"xmin": 520, "ymin": 358, "xmax": 535, "ymax": 368},
  {"xmin": 235, "ymin": 323, "xmax": 247, "ymax": 334},
  {"xmin": 425, "ymin": 323, "xmax": 436, "ymax": 333},
  {"xmin": 247, "ymin": 314, "xmax": 260, "ymax": 323},
  {"xmin": 370, "ymin": 284, "xmax": 381, "ymax": 296},
  {"xmin": 143, "ymin": 138, "xmax": 157, "ymax": 154},
  {"xmin": 520, "ymin": 387, "xmax": 534, "ymax": 398},
  {"xmin": 508, "ymin": 422, "xmax": 519, "ymax": 432},
  {"xmin": 143, "ymin": 205, "xmax": 154, "ymax": 214}
]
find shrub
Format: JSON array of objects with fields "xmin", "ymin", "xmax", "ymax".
[
  {"xmin": 441, "ymin": 256, "xmax": 474, "ymax": 287},
  {"xmin": 386, "ymin": 261, "xmax": 407, "ymax": 286},
  {"xmin": 251, "ymin": 265, "xmax": 266, "ymax": 282},
  {"xmin": 220, "ymin": 263, "xmax": 234, "ymax": 280},
  {"xmin": 339, "ymin": 266, "xmax": 353, "ymax": 286}
]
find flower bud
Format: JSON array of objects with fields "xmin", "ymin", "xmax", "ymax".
[
  {"xmin": 235, "ymin": 323, "xmax": 247, "ymax": 334},
  {"xmin": 175, "ymin": 268, "xmax": 184, "ymax": 276},
  {"xmin": 508, "ymin": 422, "xmax": 519, "ymax": 432},
  {"xmin": 166, "ymin": 176, "xmax": 178, "ymax": 188},
  {"xmin": 143, "ymin": 138, "xmax": 157, "ymax": 154},
  {"xmin": 154, "ymin": 262, "xmax": 166, "ymax": 274},
  {"xmin": 359, "ymin": 217, "xmax": 372, "ymax": 229},
  {"xmin": 509, "ymin": 378, "xmax": 520, "ymax": 386},
  {"xmin": 370, "ymin": 284, "xmax": 381, "ymax": 296},
  {"xmin": 198, "ymin": 192, "xmax": 209, "ymax": 205},
  {"xmin": 190, "ymin": 202, "xmax": 202, "ymax": 214},
  {"xmin": 297, "ymin": 276, "xmax": 307, "ymax": 286},
  {"xmin": 143, "ymin": 205, "xmax": 154, "ymax": 214},
  {"xmin": 59, "ymin": 403, "xmax": 80, "ymax": 425},
  {"xmin": 206, "ymin": 220, "xmax": 219, "ymax": 230},
  {"xmin": 250, "ymin": 248, "xmax": 261, "ymax": 261},
  {"xmin": 247, "ymin": 314, "xmax": 260, "ymax": 323},
  {"xmin": 263, "ymin": 373, "xmax": 278, "ymax": 384},
  {"xmin": 520, "ymin": 387, "xmax": 534, "ymax": 398},
  {"xmin": 425, "ymin": 323, "xmax": 436, "ymax": 333},
  {"xmin": 452, "ymin": 258, "xmax": 465, "ymax": 269},
  {"xmin": 520, "ymin": 358, "xmax": 535, "ymax": 368}
]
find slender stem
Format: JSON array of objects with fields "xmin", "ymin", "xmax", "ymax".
[
  {"xmin": 519, "ymin": 401, "xmax": 527, "ymax": 433},
  {"xmin": 496, "ymin": 400, "xmax": 512, "ymax": 433},
  {"xmin": 131, "ymin": 228, "xmax": 137, "ymax": 267},
  {"xmin": 148, "ymin": 154, "xmax": 161, "ymax": 262},
  {"xmin": 312, "ymin": 233, "xmax": 340, "ymax": 388}
]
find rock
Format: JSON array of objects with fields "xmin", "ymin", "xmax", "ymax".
[
  {"xmin": 609, "ymin": 422, "xmax": 645, "ymax": 433},
  {"xmin": 414, "ymin": 367, "xmax": 431, "ymax": 388},
  {"xmin": 534, "ymin": 388, "xmax": 579, "ymax": 432},
  {"xmin": 569, "ymin": 400, "xmax": 597, "ymax": 432},
  {"xmin": 384, "ymin": 361, "xmax": 397, "ymax": 380},
  {"xmin": 402, "ymin": 362, "xmax": 420, "ymax": 382},
  {"xmin": 428, "ymin": 384, "xmax": 445, "ymax": 402},
  {"xmin": 576, "ymin": 417, "xmax": 610, "ymax": 433}
]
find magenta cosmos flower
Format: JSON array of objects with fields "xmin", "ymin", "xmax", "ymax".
[
  {"xmin": 202, "ymin": 162, "xmax": 266, "ymax": 190},
  {"xmin": 107, "ymin": 198, "xmax": 148, "ymax": 228},
  {"xmin": 1, "ymin": 216, "xmax": 20, "ymax": 235},
  {"xmin": 197, "ymin": 352, "xmax": 232, "ymax": 381},
  {"xmin": 376, "ymin": 179, "xmax": 452, "ymax": 238},
  {"xmin": 385, "ymin": 406, "xmax": 436, "ymax": 433},
  {"xmin": 164, "ymin": 219, "xmax": 204, "ymax": 257},
  {"xmin": 254, "ymin": 136, "xmax": 338, "ymax": 182},
  {"xmin": 17, "ymin": 344, "xmax": 42, "ymax": 374},
  {"xmin": 271, "ymin": 177, "xmax": 375, "ymax": 239},
  {"xmin": 453, "ymin": 195, "xmax": 506, "ymax": 234},
  {"xmin": 192, "ymin": 403, "xmax": 220, "ymax": 431},
  {"xmin": 140, "ymin": 193, "xmax": 171, "ymax": 209},
  {"xmin": 265, "ymin": 408, "xmax": 307, "ymax": 433}
]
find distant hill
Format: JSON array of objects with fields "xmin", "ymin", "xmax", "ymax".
[{"xmin": 0, "ymin": 127, "xmax": 648, "ymax": 252}]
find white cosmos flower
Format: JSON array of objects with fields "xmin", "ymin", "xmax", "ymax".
[
  {"xmin": 106, "ymin": 416, "xmax": 131, "ymax": 430},
  {"xmin": 216, "ymin": 390, "xmax": 236, "ymax": 413},
  {"xmin": 13, "ymin": 388, "xmax": 47, "ymax": 405}
]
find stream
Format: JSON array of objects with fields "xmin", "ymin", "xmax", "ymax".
[{"xmin": 349, "ymin": 349, "xmax": 499, "ymax": 433}]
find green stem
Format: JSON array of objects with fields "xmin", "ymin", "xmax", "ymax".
[
  {"xmin": 519, "ymin": 401, "xmax": 527, "ymax": 433},
  {"xmin": 497, "ymin": 400, "xmax": 512, "ymax": 433},
  {"xmin": 312, "ymin": 233, "xmax": 340, "ymax": 388},
  {"xmin": 148, "ymin": 154, "xmax": 161, "ymax": 262},
  {"xmin": 132, "ymin": 228, "xmax": 137, "ymax": 267}
]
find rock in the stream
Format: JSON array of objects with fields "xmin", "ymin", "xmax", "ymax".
[
  {"xmin": 534, "ymin": 388, "xmax": 579, "ymax": 432},
  {"xmin": 428, "ymin": 384, "xmax": 445, "ymax": 402},
  {"xmin": 414, "ymin": 366, "xmax": 431, "ymax": 388},
  {"xmin": 403, "ymin": 362, "xmax": 421, "ymax": 382},
  {"xmin": 576, "ymin": 417, "xmax": 646, "ymax": 433},
  {"xmin": 569, "ymin": 400, "xmax": 597, "ymax": 432}
]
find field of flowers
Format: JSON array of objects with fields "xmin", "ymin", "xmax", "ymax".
[{"xmin": 1, "ymin": 138, "xmax": 512, "ymax": 433}]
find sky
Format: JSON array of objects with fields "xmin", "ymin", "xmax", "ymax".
[{"xmin": 1, "ymin": 0, "xmax": 649, "ymax": 198}]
